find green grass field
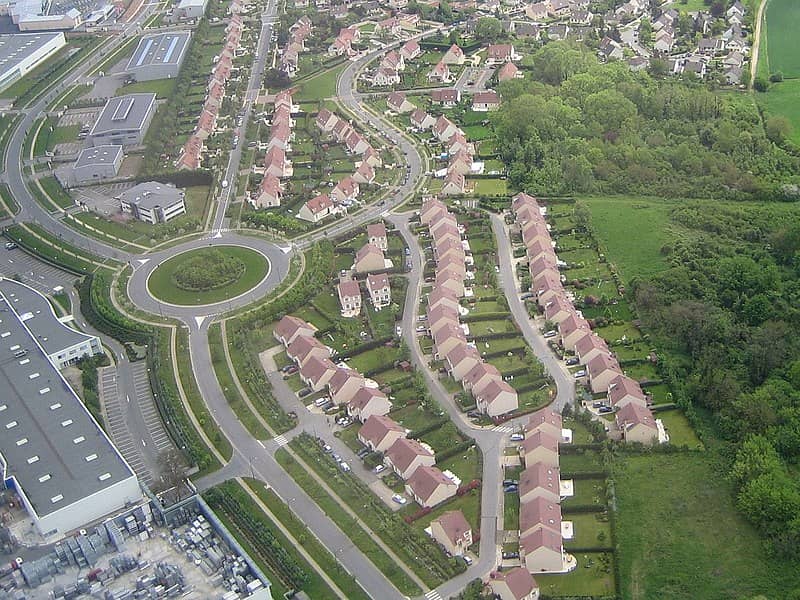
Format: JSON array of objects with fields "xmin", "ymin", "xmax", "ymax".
[
  {"xmin": 615, "ymin": 453, "xmax": 800, "ymax": 600},
  {"xmin": 120, "ymin": 78, "xmax": 177, "ymax": 98},
  {"xmin": 756, "ymin": 79, "xmax": 800, "ymax": 145},
  {"xmin": 294, "ymin": 63, "xmax": 348, "ymax": 102},
  {"xmin": 582, "ymin": 196, "xmax": 674, "ymax": 282},
  {"xmin": 148, "ymin": 245, "xmax": 269, "ymax": 305},
  {"xmin": 764, "ymin": 0, "xmax": 800, "ymax": 78}
]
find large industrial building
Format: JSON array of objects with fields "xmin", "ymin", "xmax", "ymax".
[
  {"xmin": 88, "ymin": 93, "xmax": 157, "ymax": 148},
  {"xmin": 0, "ymin": 32, "xmax": 66, "ymax": 93},
  {"xmin": 0, "ymin": 278, "xmax": 141, "ymax": 540},
  {"xmin": 72, "ymin": 144, "xmax": 124, "ymax": 183},
  {"xmin": 174, "ymin": 0, "xmax": 208, "ymax": 20},
  {"xmin": 119, "ymin": 181, "xmax": 187, "ymax": 223},
  {"xmin": 0, "ymin": 0, "xmax": 82, "ymax": 31},
  {"xmin": 0, "ymin": 278, "xmax": 103, "ymax": 368},
  {"xmin": 126, "ymin": 31, "xmax": 192, "ymax": 82}
]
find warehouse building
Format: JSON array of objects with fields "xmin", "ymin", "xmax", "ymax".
[
  {"xmin": 0, "ymin": 278, "xmax": 141, "ymax": 540},
  {"xmin": 126, "ymin": 31, "xmax": 192, "ymax": 81},
  {"xmin": 119, "ymin": 181, "xmax": 187, "ymax": 224},
  {"xmin": 0, "ymin": 32, "xmax": 66, "ymax": 93},
  {"xmin": 0, "ymin": 0, "xmax": 82, "ymax": 31},
  {"xmin": 0, "ymin": 278, "xmax": 103, "ymax": 368},
  {"xmin": 175, "ymin": 0, "xmax": 208, "ymax": 19},
  {"xmin": 72, "ymin": 144, "xmax": 124, "ymax": 183},
  {"xmin": 88, "ymin": 93, "xmax": 157, "ymax": 148}
]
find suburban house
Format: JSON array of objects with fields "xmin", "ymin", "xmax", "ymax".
[
  {"xmin": 427, "ymin": 304, "xmax": 460, "ymax": 337},
  {"xmin": 367, "ymin": 221, "xmax": 388, "ymax": 250},
  {"xmin": 429, "ymin": 510, "xmax": 473, "ymax": 557},
  {"xmin": 598, "ymin": 36, "xmax": 623, "ymax": 61},
  {"xmin": 362, "ymin": 145, "xmax": 382, "ymax": 167},
  {"xmin": 472, "ymin": 90, "xmax": 501, "ymax": 111},
  {"xmin": 521, "ymin": 527, "xmax": 564, "ymax": 573},
  {"xmin": 252, "ymin": 173, "xmax": 282, "ymax": 209},
  {"xmin": 442, "ymin": 44, "xmax": 465, "ymax": 65},
  {"xmin": 489, "ymin": 567, "xmax": 540, "ymax": 600},
  {"xmin": 433, "ymin": 236, "xmax": 465, "ymax": 264},
  {"xmin": 475, "ymin": 377, "xmax": 518, "ymax": 417},
  {"xmin": 421, "ymin": 197, "xmax": 448, "ymax": 224},
  {"xmin": 358, "ymin": 414, "xmax": 406, "ymax": 452},
  {"xmin": 332, "ymin": 176, "xmax": 360, "ymax": 203},
  {"xmin": 433, "ymin": 325, "xmax": 468, "ymax": 360},
  {"xmin": 427, "ymin": 60, "xmax": 452, "ymax": 83},
  {"xmin": 519, "ymin": 462, "xmax": 561, "ymax": 505},
  {"xmin": 387, "ymin": 91, "xmax": 415, "ymax": 113},
  {"xmin": 526, "ymin": 239, "xmax": 555, "ymax": 264},
  {"xmin": 434, "ymin": 115, "xmax": 460, "ymax": 142},
  {"xmin": 463, "ymin": 362, "xmax": 502, "ymax": 393},
  {"xmin": 575, "ymin": 333, "xmax": 610, "ymax": 366},
  {"xmin": 274, "ymin": 315, "xmax": 316, "ymax": 347},
  {"xmin": 559, "ymin": 314, "xmax": 591, "ymax": 351},
  {"xmin": 519, "ymin": 496, "xmax": 562, "ymax": 539},
  {"xmin": 587, "ymin": 353, "xmax": 623, "ymax": 394},
  {"xmin": 345, "ymin": 131, "xmax": 370, "ymax": 155},
  {"xmin": 427, "ymin": 287, "xmax": 460, "ymax": 313},
  {"xmin": 353, "ymin": 161, "xmax": 375, "ymax": 185},
  {"xmin": 316, "ymin": 107, "xmax": 339, "ymax": 132},
  {"xmin": 354, "ymin": 242, "xmax": 386, "ymax": 273},
  {"xmin": 287, "ymin": 335, "xmax": 330, "ymax": 367},
  {"xmin": 526, "ymin": 407, "xmax": 563, "ymax": 441},
  {"xmin": 366, "ymin": 272, "xmax": 391, "ymax": 310},
  {"xmin": 263, "ymin": 145, "xmax": 292, "ymax": 178},
  {"xmin": 299, "ymin": 355, "xmax": 337, "ymax": 391},
  {"xmin": 486, "ymin": 43, "xmax": 515, "ymax": 63},
  {"xmin": 498, "ymin": 62, "xmax": 522, "ymax": 82},
  {"xmin": 543, "ymin": 296, "xmax": 575, "ymax": 324},
  {"xmin": 400, "ymin": 39, "xmax": 422, "ymax": 60},
  {"xmin": 431, "ymin": 88, "xmax": 461, "ymax": 107},
  {"xmin": 435, "ymin": 269, "xmax": 465, "ymax": 297},
  {"xmin": 385, "ymin": 438, "xmax": 436, "ymax": 479},
  {"xmin": 533, "ymin": 271, "xmax": 563, "ymax": 307},
  {"xmin": 441, "ymin": 171, "xmax": 466, "ymax": 196},
  {"xmin": 445, "ymin": 343, "xmax": 482, "ymax": 381},
  {"xmin": 448, "ymin": 151, "xmax": 473, "ymax": 176},
  {"xmin": 336, "ymin": 278, "xmax": 362, "ymax": 317},
  {"xmin": 406, "ymin": 465, "xmax": 458, "ymax": 508},
  {"xmin": 616, "ymin": 402, "xmax": 658, "ymax": 445},
  {"xmin": 328, "ymin": 367, "xmax": 366, "ymax": 406},
  {"xmin": 373, "ymin": 67, "xmax": 400, "ymax": 87},
  {"xmin": 520, "ymin": 430, "xmax": 560, "ymax": 468},
  {"xmin": 348, "ymin": 387, "xmax": 391, "ymax": 422},
  {"xmin": 411, "ymin": 109, "xmax": 436, "ymax": 130},
  {"xmin": 607, "ymin": 375, "xmax": 647, "ymax": 409},
  {"xmin": 298, "ymin": 194, "xmax": 334, "ymax": 222}
]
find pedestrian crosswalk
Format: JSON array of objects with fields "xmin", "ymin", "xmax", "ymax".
[
  {"xmin": 492, "ymin": 424, "xmax": 514, "ymax": 434},
  {"xmin": 273, "ymin": 434, "xmax": 289, "ymax": 447},
  {"xmin": 425, "ymin": 589, "xmax": 443, "ymax": 600}
]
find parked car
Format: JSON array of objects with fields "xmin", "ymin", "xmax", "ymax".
[
  {"xmin": 357, "ymin": 447, "xmax": 370, "ymax": 458},
  {"xmin": 592, "ymin": 401, "xmax": 605, "ymax": 408},
  {"xmin": 574, "ymin": 370, "xmax": 587, "ymax": 378},
  {"xmin": 298, "ymin": 388, "xmax": 312, "ymax": 398},
  {"xmin": 285, "ymin": 365, "xmax": 298, "ymax": 375},
  {"xmin": 323, "ymin": 444, "xmax": 332, "ymax": 453},
  {"xmin": 565, "ymin": 357, "xmax": 579, "ymax": 366},
  {"xmin": 332, "ymin": 453, "xmax": 341, "ymax": 462},
  {"xmin": 391, "ymin": 494, "xmax": 408, "ymax": 505},
  {"xmin": 340, "ymin": 462, "xmax": 351, "ymax": 472},
  {"xmin": 504, "ymin": 485, "xmax": 518, "ymax": 493},
  {"xmin": 415, "ymin": 325, "xmax": 427, "ymax": 332},
  {"xmin": 463, "ymin": 555, "xmax": 473, "ymax": 566},
  {"xmin": 374, "ymin": 464, "xmax": 386, "ymax": 473},
  {"xmin": 314, "ymin": 397, "xmax": 330, "ymax": 407},
  {"xmin": 598, "ymin": 406, "xmax": 613, "ymax": 414},
  {"xmin": 503, "ymin": 479, "xmax": 518, "ymax": 487},
  {"xmin": 4, "ymin": 242, "xmax": 17, "ymax": 250},
  {"xmin": 502, "ymin": 551, "xmax": 519, "ymax": 560},
  {"xmin": 467, "ymin": 410, "xmax": 481, "ymax": 419},
  {"xmin": 543, "ymin": 330, "xmax": 557, "ymax": 338},
  {"xmin": 509, "ymin": 433, "xmax": 524, "ymax": 442}
]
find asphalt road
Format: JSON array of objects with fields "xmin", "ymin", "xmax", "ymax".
[{"xmin": 491, "ymin": 213, "xmax": 576, "ymax": 411}]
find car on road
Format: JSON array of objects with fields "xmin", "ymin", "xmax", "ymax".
[
  {"xmin": 322, "ymin": 444, "xmax": 332, "ymax": 453},
  {"xmin": 509, "ymin": 433, "xmax": 524, "ymax": 442},
  {"xmin": 396, "ymin": 325, "xmax": 402, "ymax": 337},
  {"xmin": 391, "ymin": 494, "xmax": 408, "ymax": 505},
  {"xmin": 221, "ymin": 179, "xmax": 229, "ymax": 188},
  {"xmin": 374, "ymin": 464, "xmax": 386, "ymax": 473},
  {"xmin": 574, "ymin": 369, "xmax": 587, "ymax": 378}
]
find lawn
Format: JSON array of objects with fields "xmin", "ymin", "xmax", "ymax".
[
  {"xmin": 561, "ymin": 478, "xmax": 606, "ymax": 509},
  {"xmin": 560, "ymin": 450, "xmax": 604, "ymax": 475},
  {"xmin": 39, "ymin": 176, "xmax": 74, "ymax": 209},
  {"xmin": 537, "ymin": 552, "xmax": 615, "ymax": 598},
  {"xmin": 294, "ymin": 63, "xmax": 348, "ymax": 102},
  {"xmin": 581, "ymin": 196, "xmax": 674, "ymax": 282},
  {"xmin": 470, "ymin": 178, "xmax": 507, "ymax": 195},
  {"xmin": 764, "ymin": 0, "xmax": 800, "ymax": 78},
  {"xmin": 436, "ymin": 444, "xmax": 481, "ymax": 485},
  {"xmin": 410, "ymin": 488, "xmax": 481, "ymax": 538},
  {"xmin": 563, "ymin": 512, "xmax": 611, "ymax": 550},
  {"xmin": 655, "ymin": 409, "xmax": 703, "ymax": 449},
  {"xmin": 503, "ymin": 492, "xmax": 519, "ymax": 531},
  {"xmin": 614, "ymin": 453, "xmax": 800, "ymax": 600},
  {"xmin": 120, "ymin": 77, "xmax": 178, "ymax": 98},
  {"xmin": 147, "ymin": 245, "xmax": 269, "ymax": 305},
  {"xmin": 756, "ymin": 79, "xmax": 800, "ymax": 145}
]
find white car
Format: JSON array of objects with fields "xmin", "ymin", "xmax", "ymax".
[
  {"xmin": 374, "ymin": 464, "xmax": 386, "ymax": 474},
  {"xmin": 510, "ymin": 433, "xmax": 524, "ymax": 442},
  {"xmin": 391, "ymin": 494, "xmax": 407, "ymax": 505},
  {"xmin": 543, "ymin": 330, "xmax": 557, "ymax": 338},
  {"xmin": 574, "ymin": 370, "xmax": 587, "ymax": 378}
]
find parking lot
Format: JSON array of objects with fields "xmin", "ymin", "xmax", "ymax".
[
  {"xmin": 72, "ymin": 181, "xmax": 136, "ymax": 214},
  {"xmin": 0, "ymin": 246, "xmax": 77, "ymax": 295}
]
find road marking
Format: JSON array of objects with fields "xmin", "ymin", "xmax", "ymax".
[
  {"xmin": 258, "ymin": 440, "xmax": 266, "ymax": 449},
  {"xmin": 135, "ymin": 259, "xmax": 150, "ymax": 266},
  {"xmin": 194, "ymin": 315, "xmax": 208, "ymax": 329},
  {"xmin": 425, "ymin": 590, "xmax": 443, "ymax": 600},
  {"xmin": 273, "ymin": 434, "xmax": 289, "ymax": 447},
  {"xmin": 492, "ymin": 425, "xmax": 513, "ymax": 434}
]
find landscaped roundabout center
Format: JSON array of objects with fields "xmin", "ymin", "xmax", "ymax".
[{"xmin": 147, "ymin": 246, "xmax": 270, "ymax": 306}]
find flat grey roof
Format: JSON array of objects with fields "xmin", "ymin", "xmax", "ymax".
[
  {"xmin": 0, "ymin": 281, "xmax": 134, "ymax": 519},
  {"xmin": 90, "ymin": 93, "xmax": 156, "ymax": 137},
  {"xmin": 119, "ymin": 181, "xmax": 185, "ymax": 210},
  {"xmin": 0, "ymin": 279, "xmax": 99, "ymax": 358},
  {"xmin": 126, "ymin": 31, "xmax": 192, "ymax": 71},
  {"xmin": 0, "ymin": 33, "xmax": 64, "ymax": 72},
  {"xmin": 74, "ymin": 145, "xmax": 123, "ymax": 169}
]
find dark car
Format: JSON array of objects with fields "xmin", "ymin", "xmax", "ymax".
[
  {"xmin": 598, "ymin": 406, "xmax": 613, "ymax": 414},
  {"xmin": 502, "ymin": 479, "xmax": 518, "ymax": 487},
  {"xmin": 565, "ymin": 357, "xmax": 579, "ymax": 366},
  {"xmin": 298, "ymin": 388, "xmax": 312, "ymax": 398},
  {"xmin": 502, "ymin": 551, "xmax": 519, "ymax": 560},
  {"xmin": 504, "ymin": 485, "xmax": 518, "ymax": 493},
  {"xmin": 467, "ymin": 410, "xmax": 481, "ymax": 418}
]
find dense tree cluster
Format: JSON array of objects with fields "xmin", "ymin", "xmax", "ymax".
[
  {"xmin": 172, "ymin": 249, "xmax": 246, "ymax": 291},
  {"xmin": 493, "ymin": 42, "xmax": 800, "ymax": 200},
  {"xmin": 628, "ymin": 203, "xmax": 800, "ymax": 555}
]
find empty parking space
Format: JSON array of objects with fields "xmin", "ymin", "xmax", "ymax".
[
  {"xmin": 0, "ymin": 248, "xmax": 76, "ymax": 295},
  {"xmin": 131, "ymin": 361, "xmax": 173, "ymax": 453}
]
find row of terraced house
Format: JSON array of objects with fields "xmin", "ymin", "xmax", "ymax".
[
  {"xmin": 512, "ymin": 193, "xmax": 664, "ymax": 445},
  {"xmin": 421, "ymin": 197, "xmax": 519, "ymax": 417},
  {"xmin": 250, "ymin": 90, "xmax": 295, "ymax": 208}
]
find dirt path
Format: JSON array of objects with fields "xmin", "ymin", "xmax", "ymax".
[{"xmin": 750, "ymin": 0, "xmax": 769, "ymax": 88}]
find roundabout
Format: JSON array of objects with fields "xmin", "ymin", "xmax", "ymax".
[{"xmin": 147, "ymin": 245, "xmax": 269, "ymax": 306}]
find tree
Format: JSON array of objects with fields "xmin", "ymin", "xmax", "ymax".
[
  {"xmin": 639, "ymin": 18, "xmax": 653, "ymax": 46},
  {"xmin": 765, "ymin": 115, "xmax": 792, "ymax": 144},
  {"xmin": 753, "ymin": 76, "xmax": 769, "ymax": 92},
  {"xmin": 156, "ymin": 448, "xmax": 189, "ymax": 497},
  {"xmin": 769, "ymin": 71, "xmax": 784, "ymax": 83},
  {"xmin": 475, "ymin": 17, "xmax": 503, "ymax": 43}
]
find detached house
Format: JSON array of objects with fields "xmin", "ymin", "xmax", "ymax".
[
  {"xmin": 253, "ymin": 173, "xmax": 282, "ymax": 208},
  {"xmin": 428, "ymin": 60, "xmax": 452, "ymax": 83},
  {"xmin": 373, "ymin": 68, "xmax": 400, "ymax": 87},
  {"xmin": 358, "ymin": 414, "xmax": 406, "ymax": 452},
  {"xmin": 298, "ymin": 194, "xmax": 334, "ymax": 223},
  {"xmin": 387, "ymin": 91, "xmax": 415, "ymax": 114},
  {"xmin": 411, "ymin": 109, "xmax": 436, "ymax": 130},
  {"xmin": 616, "ymin": 402, "xmax": 658, "ymax": 445},
  {"xmin": 486, "ymin": 43, "xmax": 515, "ymax": 64},
  {"xmin": 366, "ymin": 221, "xmax": 388, "ymax": 250},
  {"xmin": 434, "ymin": 115, "xmax": 460, "ymax": 142},
  {"xmin": 400, "ymin": 39, "xmax": 422, "ymax": 61},
  {"xmin": 498, "ymin": 62, "xmax": 521, "ymax": 82},
  {"xmin": 366, "ymin": 272, "xmax": 391, "ymax": 309},
  {"xmin": 353, "ymin": 161, "xmax": 375, "ymax": 185},
  {"xmin": 472, "ymin": 90, "xmax": 500, "ymax": 111},
  {"xmin": 442, "ymin": 44, "xmax": 466, "ymax": 65},
  {"xmin": 385, "ymin": 438, "xmax": 436, "ymax": 479},
  {"xmin": 332, "ymin": 176, "xmax": 360, "ymax": 203},
  {"xmin": 274, "ymin": 315, "xmax": 316, "ymax": 347},
  {"xmin": 406, "ymin": 465, "xmax": 459, "ymax": 508},
  {"xmin": 429, "ymin": 510, "xmax": 473, "ymax": 557},
  {"xmin": 354, "ymin": 242, "xmax": 386, "ymax": 273},
  {"xmin": 490, "ymin": 567, "xmax": 540, "ymax": 600},
  {"xmin": 337, "ymin": 278, "xmax": 362, "ymax": 317},
  {"xmin": 431, "ymin": 88, "xmax": 461, "ymax": 107}
]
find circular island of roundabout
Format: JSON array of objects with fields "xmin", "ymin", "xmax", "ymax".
[{"xmin": 147, "ymin": 245, "xmax": 270, "ymax": 306}]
